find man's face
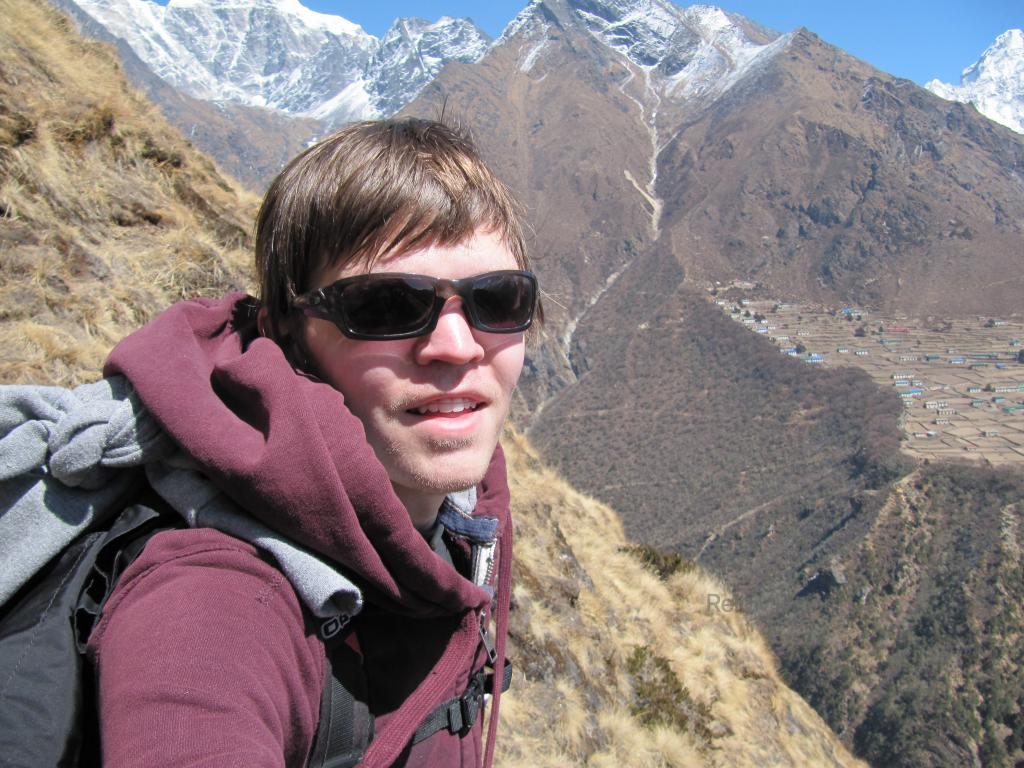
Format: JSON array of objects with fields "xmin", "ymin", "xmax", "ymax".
[{"xmin": 300, "ymin": 228, "xmax": 526, "ymax": 522}]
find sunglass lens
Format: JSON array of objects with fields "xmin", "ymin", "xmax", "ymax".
[
  {"xmin": 471, "ymin": 273, "xmax": 535, "ymax": 330},
  {"xmin": 343, "ymin": 277, "xmax": 436, "ymax": 337}
]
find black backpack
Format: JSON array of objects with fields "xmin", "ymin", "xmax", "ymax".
[
  {"xmin": 0, "ymin": 492, "xmax": 373, "ymax": 768},
  {"xmin": 0, "ymin": 494, "xmax": 508, "ymax": 768}
]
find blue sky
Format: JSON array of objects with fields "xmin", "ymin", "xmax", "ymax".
[{"xmin": 295, "ymin": 0, "xmax": 1021, "ymax": 85}]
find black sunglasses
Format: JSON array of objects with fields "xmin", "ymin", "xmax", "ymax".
[{"xmin": 292, "ymin": 269, "xmax": 538, "ymax": 340}]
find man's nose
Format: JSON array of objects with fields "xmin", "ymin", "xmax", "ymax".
[{"xmin": 413, "ymin": 299, "xmax": 485, "ymax": 365}]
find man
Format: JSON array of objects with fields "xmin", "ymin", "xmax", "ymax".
[{"xmin": 88, "ymin": 118, "xmax": 539, "ymax": 767}]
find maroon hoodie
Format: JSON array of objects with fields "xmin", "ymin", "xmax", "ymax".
[{"xmin": 89, "ymin": 294, "xmax": 512, "ymax": 767}]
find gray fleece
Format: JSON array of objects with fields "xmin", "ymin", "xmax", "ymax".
[{"xmin": 0, "ymin": 377, "xmax": 361, "ymax": 618}]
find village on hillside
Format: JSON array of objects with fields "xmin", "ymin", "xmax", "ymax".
[{"xmin": 710, "ymin": 288, "xmax": 1024, "ymax": 466}]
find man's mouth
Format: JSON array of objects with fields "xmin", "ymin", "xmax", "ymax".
[{"xmin": 408, "ymin": 398, "xmax": 483, "ymax": 416}]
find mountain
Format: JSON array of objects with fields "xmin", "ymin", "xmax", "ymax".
[
  {"xmin": 0, "ymin": 3, "xmax": 869, "ymax": 764},
  {"xmin": 69, "ymin": 0, "xmax": 491, "ymax": 126},
  {"xmin": 927, "ymin": 29, "xmax": 1024, "ymax": 135},
  {"xmin": 403, "ymin": 0, "xmax": 1023, "ymax": 411},
  {"xmin": 399, "ymin": 1, "xmax": 1024, "ymax": 764}
]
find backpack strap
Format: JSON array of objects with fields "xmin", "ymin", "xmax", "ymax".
[
  {"xmin": 74, "ymin": 501, "xmax": 181, "ymax": 648},
  {"xmin": 307, "ymin": 613, "xmax": 514, "ymax": 764},
  {"xmin": 412, "ymin": 617, "xmax": 513, "ymax": 744},
  {"xmin": 307, "ymin": 616, "xmax": 373, "ymax": 768},
  {"xmin": 0, "ymin": 499, "xmax": 179, "ymax": 768},
  {"xmin": 410, "ymin": 659, "xmax": 514, "ymax": 745}
]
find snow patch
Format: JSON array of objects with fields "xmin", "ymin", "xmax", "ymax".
[{"xmin": 926, "ymin": 29, "xmax": 1024, "ymax": 134}]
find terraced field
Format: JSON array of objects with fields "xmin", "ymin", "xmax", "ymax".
[{"xmin": 715, "ymin": 294, "xmax": 1024, "ymax": 466}]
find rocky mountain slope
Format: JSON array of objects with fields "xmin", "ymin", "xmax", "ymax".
[
  {"xmin": 58, "ymin": 0, "xmax": 492, "ymax": 187},
  {"xmin": 0, "ymin": 2, "xmax": 866, "ymax": 764},
  {"xmin": 69, "ymin": 0, "xmax": 490, "ymax": 125},
  {"xmin": 927, "ymin": 28, "xmax": 1024, "ymax": 135}
]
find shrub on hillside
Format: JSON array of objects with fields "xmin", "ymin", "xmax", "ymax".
[
  {"xmin": 621, "ymin": 544, "xmax": 696, "ymax": 581},
  {"xmin": 626, "ymin": 645, "xmax": 713, "ymax": 739}
]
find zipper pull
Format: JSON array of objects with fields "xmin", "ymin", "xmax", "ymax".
[{"xmin": 479, "ymin": 614, "xmax": 497, "ymax": 666}]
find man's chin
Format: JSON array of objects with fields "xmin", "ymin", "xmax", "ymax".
[{"xmin": 395, "ymin": 450, "xmax": 495, "ymax": 495}]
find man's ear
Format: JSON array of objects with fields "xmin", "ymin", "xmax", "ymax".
[{"xmin": 258, "ymin": 306, "xmax": 311, "ymax": 371}]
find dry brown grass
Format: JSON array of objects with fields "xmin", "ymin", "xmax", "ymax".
[
  {"xmin": 0, "ymin": 0, "xmax": 258, "ymax": 386},
  {"xmin": 499, "ymin": 430, "xmax": 866, "ymax": 767}
]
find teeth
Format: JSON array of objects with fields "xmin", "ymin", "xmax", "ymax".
[{"xmin": 412, "ymin": 398, "xmax": 479, "ymax": 415}]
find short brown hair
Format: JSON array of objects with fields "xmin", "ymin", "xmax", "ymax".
[{"xmin": 255, "ymin": 117, "xmax": 529, "ymax": 345}]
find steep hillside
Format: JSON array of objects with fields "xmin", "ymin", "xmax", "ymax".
[
  {"xmin": 784, "ymin": 464, "xmax": 1024, "ymax": 768},
  {"xmin": 499, "ymin": 430, "xmax": 865, "ymax": 767},
  {"xmin": 0, "ymin": 2, "xmax": 864, "ymax": 765},
  {"xmin": 49, "ymin": 0, "xmax": 323, "ymax": 191},
  {"xmin": 0, "ymin": 0, "xmax": 256, "ymax": 385}
]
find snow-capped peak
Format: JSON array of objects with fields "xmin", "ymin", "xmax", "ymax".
[
  {"xmin": 926, "ymin": 29, "xmax": 1024, "ymax": 134},
  {"xmin": 70, "ymin": 0, "xmax": 490, "ymax": 125}
]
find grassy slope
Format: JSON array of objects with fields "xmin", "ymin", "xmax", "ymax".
[
  {"xmin": 0, "ymin": 0, "xmax": 256, "ymax": 385},
  {"xmin": 0, "ymin": 1, "xmax": 865, "ymax": 764},
  {"xmin": 498, "ymin": 430, "xmax": 864, "ymax": 766}
]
